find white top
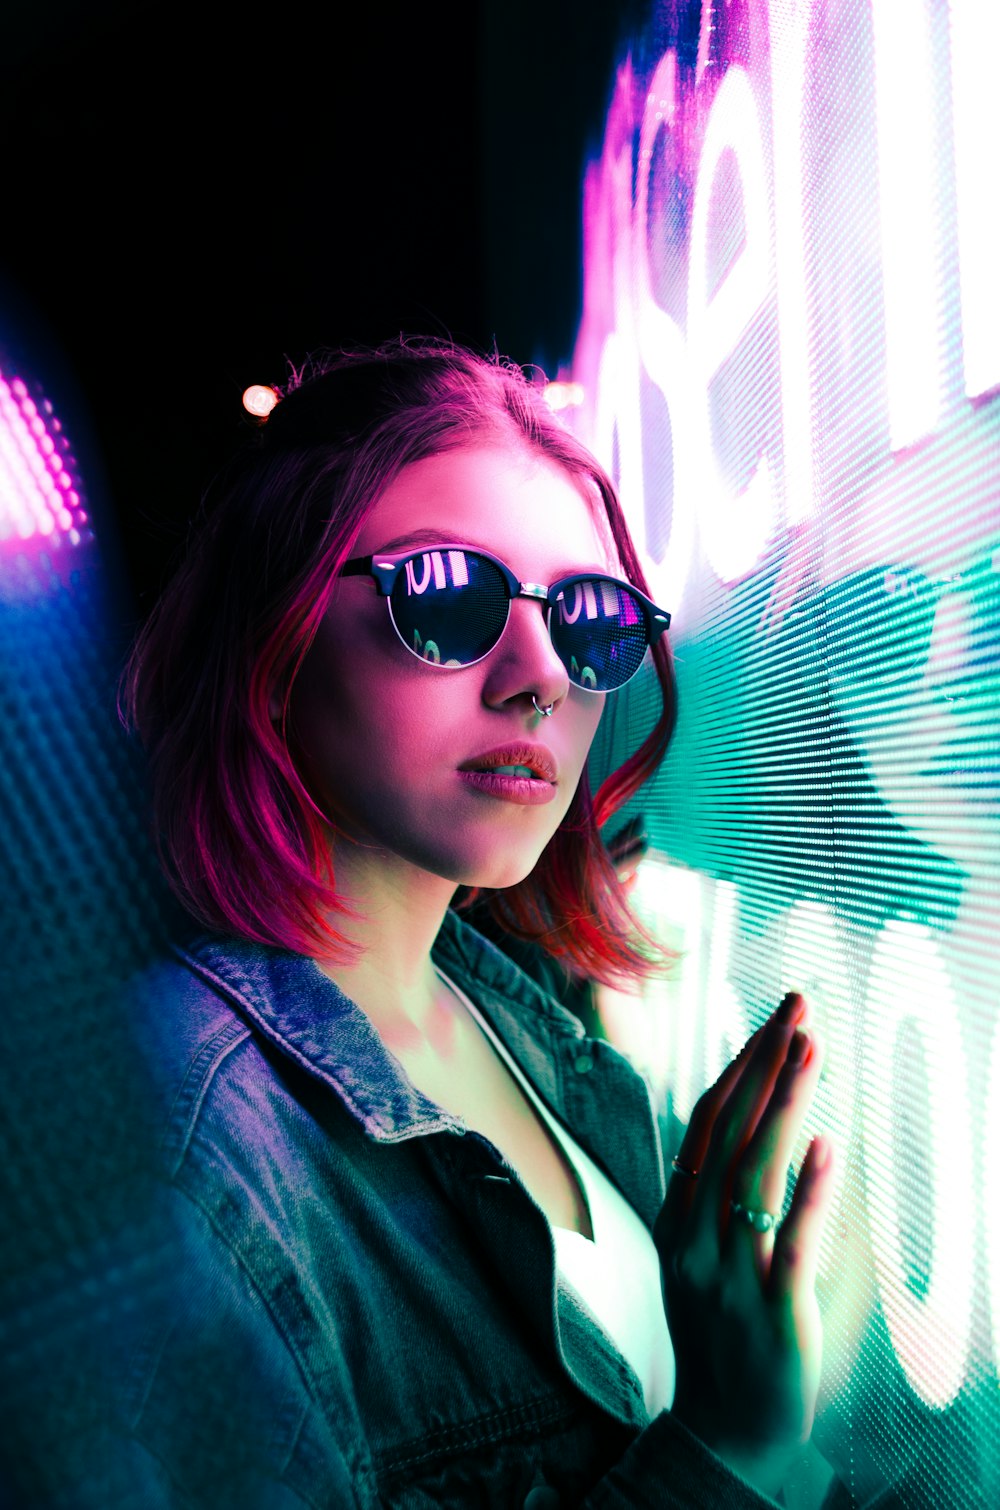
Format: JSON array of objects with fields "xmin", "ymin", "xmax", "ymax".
[{"xmin": 438, "ymin": 969, "xmax": 675, "ymax": 1418}]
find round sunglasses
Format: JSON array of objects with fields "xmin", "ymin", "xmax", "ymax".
[{"xmin": 341, "ymin": 544, "xmax": 671, "ymax": 692}]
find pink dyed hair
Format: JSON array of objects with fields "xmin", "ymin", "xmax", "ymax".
[{"xmin": 119, "ymin": 337, "xmax": 677, "ymax": 984}]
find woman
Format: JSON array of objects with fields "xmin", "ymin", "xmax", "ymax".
[{"xmin": 117, "ymin": 338, "xmax": 834, "ymax": 1507}]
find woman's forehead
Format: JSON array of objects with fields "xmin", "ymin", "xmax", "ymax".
[{"xmin": 358, "ymin": 444, "xmax": 621, "ymax": 576}]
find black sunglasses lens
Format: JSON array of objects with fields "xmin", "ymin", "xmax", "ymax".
[
  {"xmin": 551, "ymin": 579, "xmax": 649, "ymax": 690},
  {"xmin": 389, "ymin": 549, "xmax": 510, "ymax": 665}
]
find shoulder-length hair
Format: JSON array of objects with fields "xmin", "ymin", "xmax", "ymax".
[{"xmin": 119, "ymin": 337, "xmax": 677, "ymax": 985}]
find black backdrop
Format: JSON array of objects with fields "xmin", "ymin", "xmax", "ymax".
[
  {"xmin": 0, "ymin": 15, "xmax": 656, "ymax": 1502},
  {"xmin": 0, "ymin": 0, "xmax": 648, "ymax": 621}
]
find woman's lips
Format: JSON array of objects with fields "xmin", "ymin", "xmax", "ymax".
[
  {"xmin": 457, "ymin": 769, "xmax": 558, "ymax": 805},
  {"xmin": 458, "ymin": 742, "xmax": 558, "ymax": 782}
]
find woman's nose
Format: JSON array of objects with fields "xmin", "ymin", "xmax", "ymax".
[{"xmin": 480, "ymin": 596, "xmax": 570, "ymax": 712}]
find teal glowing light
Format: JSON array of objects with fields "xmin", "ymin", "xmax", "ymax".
[{"xmin": 576, "ymin": 3, "xmax": 999, "ymax": 1504}]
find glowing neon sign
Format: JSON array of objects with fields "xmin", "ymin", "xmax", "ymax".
[
  {"xmin": 624, "ymin": 859, "xmax": 980, "ymax": 1413},
  {"xmin": 573, "ymin": 0, "xmax": 999, "ymax": 1461},
  {"xmin": 574, "ymin": 0, "xmax": 999, "ymax": 607}
]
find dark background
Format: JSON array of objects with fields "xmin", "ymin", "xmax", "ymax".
[{"xmin": 0, "ymin": 0, "xmax": 650, "ymax": 625}]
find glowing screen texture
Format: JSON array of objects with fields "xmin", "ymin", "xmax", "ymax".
[
  {"xmin": 0, "ymin": 370, "xmax": 91, "ymax": 554},
  {"xmin": 0, "ymin": 345, "xmax": 176, "ymax": 1508},
  {"xmin": 573, "ymin": 3, "xmax": 998, "ymax": 1506}
]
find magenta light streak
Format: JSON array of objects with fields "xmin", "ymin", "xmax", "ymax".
[{"xmin": 0, "ymin": 369, "xmax": 88, "ymax": 552}]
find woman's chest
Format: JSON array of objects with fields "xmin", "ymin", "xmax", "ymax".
[{"xmin": 394, "ymin": 1014, "xmax": 593, "ymax": 1239}]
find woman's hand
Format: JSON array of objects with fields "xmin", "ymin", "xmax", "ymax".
[{"xmin": 653, "ymin": 993, "xmax": 836, "ymax": 1498}]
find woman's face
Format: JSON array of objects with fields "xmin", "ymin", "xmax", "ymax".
[{"xmin": 286, "ymin": 443, "xmax": 618, "ymax": 891}]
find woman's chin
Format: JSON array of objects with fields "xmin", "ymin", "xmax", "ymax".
[{"xmin": 443, "ymin": 846, "xmax": 548, "ymax": 893}]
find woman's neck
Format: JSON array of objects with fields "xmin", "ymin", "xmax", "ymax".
[{"xmin": 312, "ymin": 837, "xmax": 461, "ymax": 1043}]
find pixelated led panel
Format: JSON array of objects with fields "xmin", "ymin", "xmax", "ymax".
[
  {"xmin": 0, "ymin": 370, "xmax": 92, "ymax": 556},
  {"xmin": 576, "ymin": 2, "xmax": 999, "ymax": 1507},
  {"xmin": 0, "ymin": 351, "xmax": 180, "ymax": 1504},
  {"xmin": 0, "ymin": 353, "xmax": 166, "ymax": 976},
  {"xmin": 0, "ymin": 345, "xmax": 172, "ymax": 1090}
]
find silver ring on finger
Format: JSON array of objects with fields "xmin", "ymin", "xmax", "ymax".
[
  {"xmin": 671, "ymin": 1157, "xmax": 699, "ymax": 1179},
  {"xmin": 730, "ymin": 1200, "xmax": 782, "ymax": 1234}
]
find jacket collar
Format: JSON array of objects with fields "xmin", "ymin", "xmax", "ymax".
[
  {"xmin": 174, "ymin": 922, "xmax": 450, "ymax": 1143},
  {"xmin": 173, "ymin": 907, "xmax": 662, "ymax": 1224}
]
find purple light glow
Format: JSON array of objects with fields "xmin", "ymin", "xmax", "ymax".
[{"xmin": 0, "ymin": 369, "xmax": 89, "ymax": 555}]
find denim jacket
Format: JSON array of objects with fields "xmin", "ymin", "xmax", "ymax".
[{"xmin": 109, "ymin": 908, "xmax": 779, "ymax": 1509}]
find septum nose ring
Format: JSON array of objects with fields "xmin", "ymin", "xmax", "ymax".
[{"xmin": 532, "ymin": 695, "xmax": 555, "ymax": 718}]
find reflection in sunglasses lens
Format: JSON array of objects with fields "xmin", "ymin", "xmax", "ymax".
[
  {"xmin": 388, "ymin": 551, "xmax": 653, "ymax": 691},
  {"xmin": 552, "ymin": 580, "xmax": 648, "ymax": 691},
  {"xmin": 391, "ymin": 551, "xmax": 510, "ymax": 666}
]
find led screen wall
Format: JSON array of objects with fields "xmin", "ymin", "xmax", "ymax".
[
  {"xmin": 0, "ymin": 346, "xmax": 178, "ymax": 1507},
  {"xmin": 571, "ymin": 2, "xmax": 998, "ymax": 1506}
]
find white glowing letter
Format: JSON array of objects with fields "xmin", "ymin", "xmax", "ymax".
[
  {"xmin": 862, "ymin": 919, "xmax": 973, "ymax": 1407},
  {"xmin": 987, "ymin": 1012, "xmax": 1000, "ymax": 1379},
  {"xmin": 447, "ymin": 551, "xmax": 470, "ymax": 587},
  {"xmin": 687, "ymin": 66, "xmax": 776, "ymax": 582},
  {"xmin": 769, "ymin": 0, "xmax": 816, "ymax": 524},
  {"xmin": 628, "ymin": 858, "xmax": 707, "ymax": 1122},
  {"xmin": 949, "ymin": 0, "xmax": 1000, "ymax": 399},
  {"xmin": 406, "ymin": 555, "xmax": 433, "ymax": 595},
  {"xmin": 633, "ymin": 49, "xmax": 697, "ymax": 614},
  {"xmin": 780, "ymin": 900, "xmax": 855, "ymax": 1270},
  {"xmin": 871, "ymin": 0, "xmax": 945, "ymax": 448},
  {"xmin": 701, "ymin": 880, "xmax": 751, "ymax": 1087}
]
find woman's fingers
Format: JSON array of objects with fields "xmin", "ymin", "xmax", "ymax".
[
  {"xmin": 657, "ymin": 994, "xmax": 836, "ymax": 1470},
  {"xmin": 768, "ymin": 1134, "xmax": 836, "ymax": 1305},
  {"xmin": 660, "ymin": 1023, "xmax": 763, "ymax": 1228},
  {"xmin": 657, "ymin": 994, "xmax": 809, "ymax": 1263},
  {"xmin": 726, "ymin": 1026, "xmax": 825, "ymax": 1277},
  {"xmin": 670, "ymin": 993, "xmax": 805, "ymax": 1183},
  {"xmin": 732, "ymin": 1025, "xmax": 823, "ymax": 1213},
  {"xmin": 685, "ymin": 995, "xmax": 808, "ymax": 1222},
  {"xmin": 656, "ymin": 1039, "xmax": 755, "ymax": 1262}
]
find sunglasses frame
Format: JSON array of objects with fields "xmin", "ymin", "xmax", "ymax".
[{"xmin": 341, "ymin": 543, "xmax": 671, "ymax": 692}]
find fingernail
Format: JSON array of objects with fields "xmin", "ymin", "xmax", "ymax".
[
  {"xmin": 778, "ymin": 992, "xmax": 805, "ymax": 1026},
  {"xmin": 811, "ymin": 1135, "xmax": 830, "ymax": 1170},
  {"xmin": 788, "ymin": 1028, "xmax": 812, "ymax": 1067}
]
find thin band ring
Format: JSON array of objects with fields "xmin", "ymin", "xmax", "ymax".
[
  {"xmin": 670, "ymin": 1157, "xmax": 699, "ymax": 1179},
  {"xmin": 729, "ymin": 1200, "xmax": 782, "ymax": 1234},
  {"xmin": 532, "ymin": 695, "xmax": 555, "ymax": 718}
]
